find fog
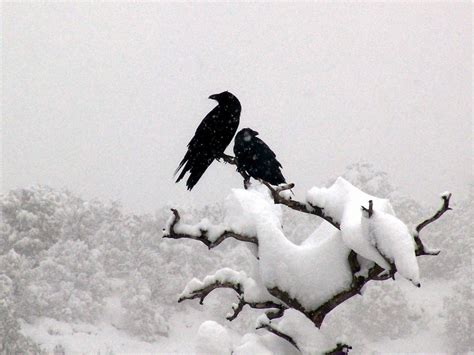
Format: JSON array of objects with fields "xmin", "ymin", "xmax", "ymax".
[{"xmin": 3, "ymin": 2, "xmax": 472, "ymax": 213}]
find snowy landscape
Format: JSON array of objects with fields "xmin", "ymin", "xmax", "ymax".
[
  {"xmin": 1, "ymin": 163, "xmax": 472, "ymax": 353},
  {"xmin": 3, "ymin": 2, "xmax": 472, "ymax": 354}
]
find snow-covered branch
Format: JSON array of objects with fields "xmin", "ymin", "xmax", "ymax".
[
  {"xmin": 178, "ymin": 268, "xmax": 285, "ymax": 322},
  {"xmin": 163, "ymin": 209, "xmax": 258, "ymax": 249}
]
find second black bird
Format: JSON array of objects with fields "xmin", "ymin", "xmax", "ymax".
[{"xmin": 233, "ymin": 128, "xmax": 286, "ymax": 185}]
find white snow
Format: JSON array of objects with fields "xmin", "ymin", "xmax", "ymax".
[
  {"xmin": 163, "ymin": 214, "xmax": 228, "ymax": 242},
  {"xmin": 180, "ymin": 267, "xmax": 274, "ymax": 304},
  {"xmin": 229, "ymin": 185, "xmax": 353, "ymax": 310},
  {"xmin": 366, "ymin": 209, "xmax": 420, "ymax": 286},
  {"xmin": 195, "ymin": 321, "xmax": 232, "ymax": 355},
  {"xmin": 306, "ymin": 177, "xmax": 420, "ymax": 285},
  {"xmin": 223, "ymin": 184, "xmax": 279, "ymax": 237},
  {"xmin": 233, "ymin": 334, "xmax": 275, "ymax": 355}
]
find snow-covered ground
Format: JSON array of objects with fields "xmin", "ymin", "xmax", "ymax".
[{"xmin": 19, "ymin": 279, "xmax": 457, "ymax": 354}]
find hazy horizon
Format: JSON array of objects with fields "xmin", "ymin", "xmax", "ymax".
[{"xmin": 3, "ymin": 2, "xmax": 472, "ymax": 213}]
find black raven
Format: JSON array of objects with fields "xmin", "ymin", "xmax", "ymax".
[
  {"xmin": 233, "ymin": 128, "xmax": 286, "ymax": 185},
  {"xmin": 175, "ymin": 91, "xmax": 241, "ymax": 190}
]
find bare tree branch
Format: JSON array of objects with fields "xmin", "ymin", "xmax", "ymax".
[
  {"xmin": 163, "ymin": 209, "xmax": 258, "ymax": 248},
  {"xmin": 361, "ymin": 200, "xmax": 373, "ymax": 218},
  {"xmin": 415, "ymin": 193, "xmax": 452, "ymax": 234},
  {"xmin": 414, "ymin": 193, "xmax": 451, "ymax": 256}
]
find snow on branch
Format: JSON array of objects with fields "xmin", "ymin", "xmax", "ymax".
[
  {"xmin": 178, "ymin": 268, "xmax": 285, "ymax": 322},
  {"xmin": 163, "ymin": 209, "xmax": 258, "ymax": 249},
  {"xmin": 260, "ymin": 180, "xmax": 341, "ymax": 229}
]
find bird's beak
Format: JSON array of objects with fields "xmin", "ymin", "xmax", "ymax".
[{"xmin": 209, "ymin": 94, "xmax": 218, "ymax": 100}]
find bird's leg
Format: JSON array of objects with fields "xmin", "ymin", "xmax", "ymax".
[{"xmin": 217, "ymin": 153, "xmax": 237, "ymax": 165}]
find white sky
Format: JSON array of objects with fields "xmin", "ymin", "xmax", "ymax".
[{"xmin": 2, "ymin": 2, "xmax": 472, "ymax": 213}]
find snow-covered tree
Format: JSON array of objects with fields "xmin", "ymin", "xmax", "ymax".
[{"xmin": 164, "ymin": 161, "xmax": 452, "ymax": 353}]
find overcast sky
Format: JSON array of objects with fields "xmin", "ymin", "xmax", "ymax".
[{"xmin": 3, "ymin": 2, "xmax": 472, "ymax": 213}]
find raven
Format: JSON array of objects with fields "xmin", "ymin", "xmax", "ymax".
[
  {"xmin": 175, "ymin": 91, "xmax": 241, "ymax": 190},
  {"xmin": 233, "ymin": 128, "xmax": 286, "ymax": 185}
]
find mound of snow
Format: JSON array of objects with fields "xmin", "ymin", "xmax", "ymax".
[{"xmin": 228, "ymin": 186, "xmax": 353, "ymax": 310}]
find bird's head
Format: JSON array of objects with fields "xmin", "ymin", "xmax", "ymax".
[
  {"xmin": 239, "ymin": 128, "xmax": 259, "ymax": 142},
  {"xmin": 209, "ymin": 91, "xmax": 237, "ymax": 103}
]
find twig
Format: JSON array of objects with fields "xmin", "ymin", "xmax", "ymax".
[
  {"xmin": 415, "ymin": 193, "xmax": 452, "ymax": 234},
  {"xmin": 361, "ymin": 200, "xmax": 373, "ymax": 218},
  {"xmin": 414, "ymin": 193, "xmax": 451, "ymax": 256}
]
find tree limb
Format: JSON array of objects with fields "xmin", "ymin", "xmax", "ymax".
[
  {"xmin": 415, "ymin": 193, "xmax": 452, "ymax": 234},
  {"xmin": 227, "ymin": 298, "xmax": 287, "ymax": 321},
  {"xmin": 178, "ymin": 277, "xmax": 286, "ymax": 323},
  {"xmin": 178, "ymin": 280, "xmax": 242, "ymax": 305},
  {"xmin": 163, "ymin": 209, "xmax": 258, "ymax": 248},
  {"xmin": 414, "ymin": 193, "xmax": 451, "ymax": 256}
]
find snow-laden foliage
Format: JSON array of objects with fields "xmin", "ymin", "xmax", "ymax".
[
  {"xmin": 0, "ymin": 163, "xmax": 470, "ymax": 353},
  {"xmin": 0, "ymin": 273, "xmax": 44, "ymax": 354},
  {"xmin": 346, "ymin": 281, "xmax": 424, "ymax": 340},
  {"xmin": 21, "ymin": 239, "xmax": 107, "ymax": 323},
  {"xmin": 0, "ymin": 186, "xmax": 256, "ymax": 350},
  {"xmin": 444, "ymin": 277, "xmax": 473, "ymax": 353}
]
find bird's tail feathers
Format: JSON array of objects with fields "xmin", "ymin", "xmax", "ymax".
[
  {"xmin": 174, "ymin": 152, "xmax": 190, "ymax": 180},
  {"xmin": 185, "ymin": 157, "xmax": 214, "ymax": 190}
]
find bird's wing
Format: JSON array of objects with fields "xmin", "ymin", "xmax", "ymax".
[
  {"xmin": 187, "ymin": 106, "xmax": 220, "ymax": 149},
  {"xmin": 254, "ymin": 137, "xmax": 282, "ymax": 168}
]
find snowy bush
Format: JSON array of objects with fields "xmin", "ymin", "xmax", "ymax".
[
  {"xmin": 121, "ymin": 271, "xmax": 169, "ymax": 341},
  {"xmin": 0, "ymin": 274, "xmax": 43, "ymax": 354},
  {"xmin": 344, "ymin": 281, "xmax": 423, "ymax": 341},
  {"xmin": 444, "ymin": 278, "xmax": 473, "ymax": 353},
  {"xmin": 19, "ymin": 240, "xmax": 108, "ymax": 323}
]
